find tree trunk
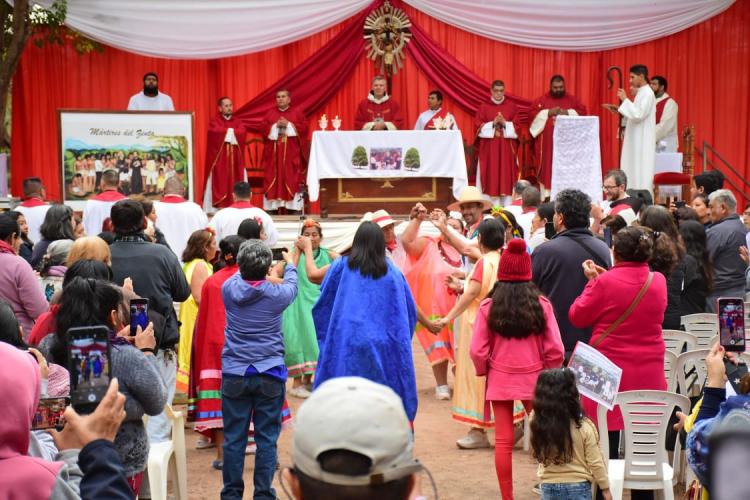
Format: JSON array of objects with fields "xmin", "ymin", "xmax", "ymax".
[{"xmin": 0, "ymin": 0, "xmax": 31, "ymax": 150}]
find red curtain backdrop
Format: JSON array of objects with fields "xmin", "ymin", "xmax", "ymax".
[{"xmin": 11, "ymin": 1, "xmax": 750, "ymax": 203}]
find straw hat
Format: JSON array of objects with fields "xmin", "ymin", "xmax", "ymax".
[
  {"xmin": 362, "ymin": 209, "xmax": 396, "ymax": 228},
  {"xmin": 447, "ymin": 186, "xmax": 493, "ymax": 212}
]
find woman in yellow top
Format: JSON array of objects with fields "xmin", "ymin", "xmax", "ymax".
[{"xmin": 176, "ymin": 229, "xmax": 217, "ymax": 395}]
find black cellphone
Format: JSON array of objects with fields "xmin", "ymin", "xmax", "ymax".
[
  {"xmin": 271, "ymin": 247, "xmax": 289, "ymax": 261},
  {"xmin": 544, "ymin": 221, "xmax": 555, "ymax": 240},
  {"xmin": 717, "ymin": 297, "xmax": 746, "ymax": 352},
  {"xmin": 603, "ymin": 227, "xmax": 613, "ymax": 248},
  {"xmin": 130, "ymin": 297, "xmax": 149, "ymax": 336},
  {"xmin": 32, "ymin": 397, "xmax": 69, "ymax": 430},
  {"xmin": 67, "ymin": 325, "xmax": 111, "ymax": 414}
]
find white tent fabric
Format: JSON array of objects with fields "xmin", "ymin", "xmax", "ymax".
[
  {"xmin": 403, "ymin": 0, "xmax": 734, "ymax": 51},
  {"xmin": 30, "ymin": 0, "xmax": 372, "ymax": 59},
  {"xmin": 27, "ymin": 0, "xmax": 734, "ymax": 57}
]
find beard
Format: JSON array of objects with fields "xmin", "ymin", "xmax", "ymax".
[
  {"xmin": 551, "ymin": 90, "xmax": 565, "ymax": 98},
  {"xmin": 143, "ymin": 84, "xmax": 159, "ymax": 97}
]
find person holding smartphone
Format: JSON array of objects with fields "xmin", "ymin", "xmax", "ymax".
[{"xmin": 37, "ymin": 278, "xmax": 167, "ymax": 495}]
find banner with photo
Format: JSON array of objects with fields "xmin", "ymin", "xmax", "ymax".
[
  {"xmin": 59, "ymin": 111, "xmax": 194, "ymax": 206},
  {"xmin": 567, "ymin": 341, "xmax": 623, "ymax": 410}
]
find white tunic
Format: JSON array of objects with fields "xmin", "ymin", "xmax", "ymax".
[
  {"xmin": 413, "ymin": 108, "xmax": 457, "ymax": 130},
  {"xmin": 127, "ymin": 91, "xmax": 175, "ymax": 111},
  {"xmin": 82, "ymin": 194, "xmax": 125, "ymax": 237},
  {"xmin": 618, "ymin": 85, "xmax": 656, "ymax": 191},
  {"xmin": 654, "ymin": 93, "xmax": 679, "ymax": 153},
  {"xmin": 15, "ymin": 202, "xmax": 50, "ymax": 244},
  {"xmin": 208, "ymin": 204, "xmax": 278, "ymax": 246},
  {"xmin": 153, "ymin": 197, "xmax": 209, "ymax": 263}
]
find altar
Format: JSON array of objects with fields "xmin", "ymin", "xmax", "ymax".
[{"xmin": 307, "ymin": 130, "xmax": 467, "ymax": 214}]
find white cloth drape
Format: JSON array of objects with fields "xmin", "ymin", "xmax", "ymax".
[
  {"xmin": 403, "ymin": 0, "xmax": 734, "ymax": 51},
  {"xmin": 24, "ymin": 0, "xmax": 734, "ymax": 57},
  {"xmin": 30, "ymin": 0, "xmax": 372, "ymax": 59}
]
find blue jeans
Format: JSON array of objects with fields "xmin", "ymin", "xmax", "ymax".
[
  {"xmin": 221, "ymin": 374, "xmax": 285, "ymax": 500},
  {"xmin": 541, "ymin": 481, "xmax": 592, "ymax": 500}
]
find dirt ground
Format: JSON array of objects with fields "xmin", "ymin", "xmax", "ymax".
[{"xmin": 181, "ymin": 337, "xmax": 676, "ymax": 499}]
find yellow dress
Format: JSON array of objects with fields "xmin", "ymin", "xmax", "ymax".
[
  {"xmin": 176, "ymin": 258, "xmax": 212, "ymax": 394},
  {"xmin": 452, "ymin": 251, "xmax": 500, "ymax": 428}
]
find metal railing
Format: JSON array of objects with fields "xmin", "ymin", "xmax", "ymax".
[{"xmin": 699, "ymin": 141, "xmax": 750, "ymax": 201}]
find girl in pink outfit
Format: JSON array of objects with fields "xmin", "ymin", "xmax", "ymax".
[{"xmin": 470, "ymin": 238, "xmax": 565, "ymax": 499}]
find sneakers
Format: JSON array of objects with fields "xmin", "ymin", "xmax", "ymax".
[
  {"xmin": 456, "ymin": 429, "xmax": 491, "ymax": 449},
  {"xmin": 288, "ymin": 386, "xmax": 312, "ymax": 399},
  {"xmin": 212, "ymin": 460, "xmax": 223, "ymax": 470},
  {"xmin": 435, "ymin": 385, "xmax": 451, "ymax": 400},
  {"xmin": 196, "ymin": 437, "xmax": 215, "ymax": 450}
]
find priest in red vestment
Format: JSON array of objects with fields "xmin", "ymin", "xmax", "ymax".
[
  {"xmin": 354, "ymin": 75, "xmax": 404, "ymax": 131},
  {"xmin": 530, "ymin": 75, "xmax": 587, "ymax": 189},
  {"xmin": 203, "ymin": 97, "xmax": 247, "ymax": 209},
  {"xmin": 261, "ymin": 89, "xmax": 308, "ymax": 211},
  {"xmin": 474, "ymin": 80, "xmax": 519, "ymax": 197}
]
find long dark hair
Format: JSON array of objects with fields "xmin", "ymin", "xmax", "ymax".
[
  {"xmin": 531, "ymin": 368, "xmax": 584, "ymax": 466},
  {"xmin": 51, "ymin": 277, "xmax": 122, "ymax": 364},
  {"xmin": 7, "ymin": 211, "xmax": 33, "ymax": 246},
  {"xmin": 214, "ymin": 235, "xmax": 246, "ymax": 272},
  {"xmin": 40, "ymin": 204, "xmax": 75, "ymax": 241},
  {"xmin": 488, "ymin": 282, "xmax": 546, "ymax": 338},
  {"xmin": 679, "ymin": 220, "xmax": 714, "ymax": 292},
  {"xmin": 347, "ymin": 222, "xmax": 387, "ymax": 279},
  {"xmin": 615, "ymin": 225, "xmax": 678, "ymax": 276},
  {"xmin": 63, "ymin": 259, "xmax": 113, "ymax": 287},
  {"xmin": 639, "ymin": 205, "xmax": 685, "ymax": 260},
  {"xmin": 182, "ymin": 229, "xmax": 213, "ymax": 262},
  {"xmin": 0, "ymin": 300, "xmax": 26, "ymax": 349}
]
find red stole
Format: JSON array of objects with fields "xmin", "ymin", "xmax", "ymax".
[
  {"xmin": 229, "ymin": 201, "xmax": 255, "ymax": 209},
  {"xmin": 205, "ymin": 113, "xmax": 248, "ymax": 209},
  {"xmin": 425, "ymin": 108, "xmax": 452, "ymax": 130},
  {"xmin": 93, "ymin": 190, "xmax": 126, "ymax": 202},
  {"xmin": 159, "ymin": 194, "xmax": 187, "ymax": 204},
  {"xmin": 354, "ymin": 98, "xmax": 404, "ymax": 130},
  {"xmin": 19, "ymin": 198, "xmax": 47, "ymax": 208},
  {"xmin": 655, "ymin": 97, "xmax": 672, "ymax": 123}
]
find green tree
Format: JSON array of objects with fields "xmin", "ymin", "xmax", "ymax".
[
  {"xmin": 404, "ymin": 147, "xmax": 420, "ymax": 171},
  {"xmin": 351, "ymin": 145, "xmax": 368, "ymax": 168},
  {"xmin": 1, "ymin": 1, "xmax": 100, "ymax": 150}
]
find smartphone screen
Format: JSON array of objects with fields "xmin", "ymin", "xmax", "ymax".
[
  {"xmin": 603, "ymin": 227, "xmax": 613, "ymax": 248},
  {"xmin": 544, "ymin": 221, "xmax": 555, "ymax": 240},
  {"xmin": 271, "ymin": 247, "xmax": 289, "ymax": 261},
  {"xmin": 718, "ymin": 298, "xmax": 746, "ymax": 352},
  {"xmin": 130, "ymin": 298, "xmax": 149, "ymax": 336},
  {"xmin": 67, "ymin": 326, "xmax": 111, "ymax": 414},
  {"xmin": 31, "ymin": 397, "xmax": 69, "ymax": 430}
]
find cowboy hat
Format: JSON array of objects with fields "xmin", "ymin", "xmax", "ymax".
[
  {"xmin": 447, "ymin": 186, "xmax": 493, "ymax": 212},
  {"xmin": 362, "ymin": 209, "xmax": 396, "ymax": 229}
]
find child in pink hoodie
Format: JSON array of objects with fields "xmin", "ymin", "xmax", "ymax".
[{"xmin": 470, "ymin": 238, "xmax": 565, "ymax": 499}]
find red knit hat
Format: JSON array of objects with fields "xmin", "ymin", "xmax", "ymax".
[{"xmin": 497, "ymin": 239, "xmax": 532, "ymax": 282}]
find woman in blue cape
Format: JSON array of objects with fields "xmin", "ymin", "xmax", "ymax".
[{"xmin": 312, "ymin": 221, "xmax": 418, "ymax": 421}]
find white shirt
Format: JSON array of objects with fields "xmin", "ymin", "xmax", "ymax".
[
  {"xmin": 83, "ymin": 197, "xmax": 122, "ymax": 237},
  {"xmin": 153, "ymin": 197, "xmax": 209, "ymax": 263},
  {"xmin": 127, "ymin": 91, "xmax": 175, "ymax": 111},
  {"xmin": 619, "ymin": 85, "xmax": 656, "ymax": 191},
  {"xmin": 414, "ymin": 108, "xmax": 457, "ymax": 131},
  {"xmin": 208, "ymin": 204, "xmax": 278, "ymax": 246},
  {"xmin": 516, "ymin": 210, "xmax": 535, "ymax": 241},
  {"xmin": 15, "ymin": 202, "xmax": 50, "ymax": 244},
  {"xmin": 528, "ymin": 228, "xmax": 547, "ymax": 253}
]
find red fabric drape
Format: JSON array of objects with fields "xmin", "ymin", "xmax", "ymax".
[{"xmin": 10, "ymin": 1, "xmax": 750, "ymax": 204}]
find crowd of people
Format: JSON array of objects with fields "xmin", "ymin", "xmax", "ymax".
[{"xmin": 1, "ymin": 163, "xmax": 749, "ymax": 499}]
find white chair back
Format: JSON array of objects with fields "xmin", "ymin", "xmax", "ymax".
[
  {"xmin": 674, "ymin": 349, "xmax": 710, "ymax": 396},
  {"xmin": 662, "ymin": 330, "xmax": 697, "ymax": 356},
  {"xmin": 664, "ymin": 350, "xmax": 678, "ymax": 392},
  {"xmin": 680, "ymin": 313, "xmax": 718, "ymax": 328},
  {"xmin": 597, "ymin": 390, "xmax": 690, "ymax": 483},
  {"xmin": 683, "ymin": 325, "xmax": 718, "ymax": 349}
]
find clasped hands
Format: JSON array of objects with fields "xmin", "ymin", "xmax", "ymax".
[{"xmin": 492, "ymin": 112, "xmax": 507, "ymax": 127}]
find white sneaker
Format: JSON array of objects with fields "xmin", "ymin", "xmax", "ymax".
[
  {"xmin": 456, "ymin": 430, "xmax": 491, "ymax": 449},
  {"xmin": 435, "ymin": 385, "xmax": 451, "ymax": 400},
  {"xmin": 245, "ymin": 444, "xmax": 257, "ymax": 455},
  {"xmin": 288, "ymin": 386, "xmax": 312, "ymax": 399},
  {"xmin": 195, "ymin": 437, "xmax": 215, "ymax": 449}
]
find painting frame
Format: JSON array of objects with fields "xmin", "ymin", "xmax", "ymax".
[{"xmin": 58, "ymin": 110, "xmax": 195, "ymax": 209}]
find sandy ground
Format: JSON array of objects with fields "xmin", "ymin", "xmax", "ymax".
[{"xmin": 181, "ymin": 336, "xmax": 678, "ymax": 499}]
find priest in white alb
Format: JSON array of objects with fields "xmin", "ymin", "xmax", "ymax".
[
  {"xmin": 649, "ymin": 75, "xmax": 679, "ymax": 152},
  {"xmin": 154, "ymin": 177, "xmax": 208, "ymax": 263},
  {"xmin": 617, "ymin": 64, "xmax": 656, "ymax": 191},
  {"xmin": 414, "ymin": 90, "xmax": 457, "ymax": 130}
]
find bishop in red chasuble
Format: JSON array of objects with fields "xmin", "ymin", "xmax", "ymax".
[{"xmin": 354, "ymin": 75, "xmax": 404, "ymax": 130}]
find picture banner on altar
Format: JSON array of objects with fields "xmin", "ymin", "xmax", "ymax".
[{"xmin": 58, "ymin": 111, "xmax": 194, "ymax": 206}]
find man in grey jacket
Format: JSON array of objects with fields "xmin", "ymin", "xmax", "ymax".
[{"xmin": 706, "ymin": 189, "xmax": 748, "ymax": 311}]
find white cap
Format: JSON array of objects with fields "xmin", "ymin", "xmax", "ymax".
[{"xmin": 292, "ymin": 377, "xmax": 422, "ymax": 486}]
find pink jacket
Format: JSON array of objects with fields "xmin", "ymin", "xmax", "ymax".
[
  {"xmin": 0, "ymin": 252, "xmax": 48, "ymax": 334},
  {"xmin": 470, "ymin": 296, "xmax": 564, "ymax": 401}
]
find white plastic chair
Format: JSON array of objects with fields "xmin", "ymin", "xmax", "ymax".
[
  {"xmin": 663, "ymin": 350, "xmax": 679, "ymax": 392},
  {"xmin": 674, "ymin": 349, "xmax": 710, "ymax": 397},
  {"xmin": 680, "ymin": 313, "xmax": 717, "ymax": 328},
  {"xmin": 147, "ymin": 405, "xmax": 187, "ymax": 500},
  {"xmin": 683, "ymin": 325, "xmax": 718, "ymax": 349},
  {"xmin": 662, "ymin": 330, "xmax": 697, "ymax": 357},
  {"xmin": 597, "ymin": 390, "xmax": 690, "ymax": 500}
]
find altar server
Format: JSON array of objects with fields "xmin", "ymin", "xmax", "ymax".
[
  {"xmin": 154, "ymin": 177, "xmax": 208, "ymax": 262},
  {"xmin": 649, "ymin": 75, "xmax": 679, "ymax": 152},
  {"xmin": 414, "ymin": 90, "xmax": 457, "ymax": 130},
  {"xmin": 209, "ymin": 182, "xmax": 278, "ymax": 245},
  {"xmin": 14, "ymin": 177, "xmax": 50, "ymax": 244},
  {"xmin": 82, "ymin": 169, "xmax": 126, "ymax": 237}
]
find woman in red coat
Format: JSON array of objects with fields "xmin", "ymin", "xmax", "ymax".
[
  {"xmin": 570, "ymin": 225, "xmax": 668, "ymax": 485},
  {"xmin": 470, "ymin": 238, "xmax": 565, "ymax": 500}
]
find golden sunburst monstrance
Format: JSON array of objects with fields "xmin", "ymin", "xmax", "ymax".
[{"xmin": 363, "ymin": 1, "xmax": 412, "ymax": 78}]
